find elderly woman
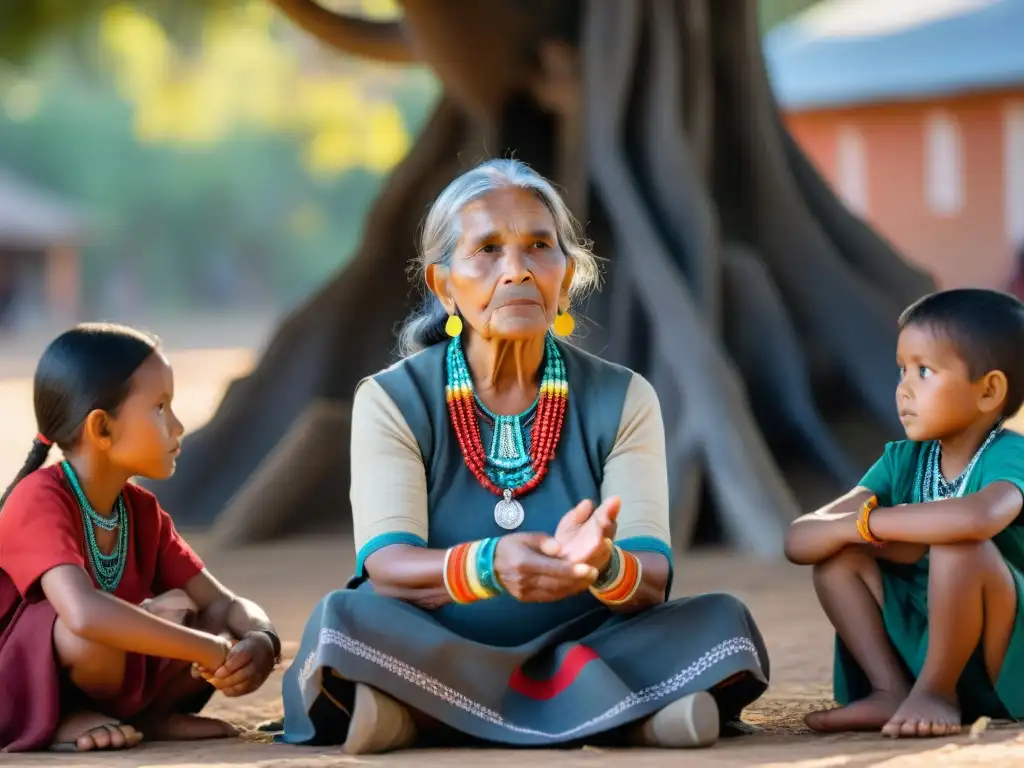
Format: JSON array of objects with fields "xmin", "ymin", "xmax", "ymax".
[{"xmin": 279, "ymin": 159, "xmax": 769, "ymax": 753}]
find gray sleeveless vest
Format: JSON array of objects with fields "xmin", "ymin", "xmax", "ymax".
[{"xmin": 372, "ymin": 339, "xmax": 633, "ymax": 647}]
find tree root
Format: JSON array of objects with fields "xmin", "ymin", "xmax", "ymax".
[
  {"xmin": 584, "ymin": 0, "xmax": 800, "ymax": 556},
  {"xmin": 159, "ymin": 0, "xmax": 936, "ymax": 554},
  {"xmin": 720, "ymin": 242, "xmax": 860, "ymax": 485},
  {"xmin": 208, "ymin": 400, "xmax": 351, "ymax": 547},
  {"xmin": 710, "ymin": 0, "xmax": 908, "ymax": 428},
  {"xmin": 636, "ymin": 0, "xmax": 721, "ymax": 325}
]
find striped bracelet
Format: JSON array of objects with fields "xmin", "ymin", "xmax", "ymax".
[
  {"xmin": 589, "ymin": 545, "xmax": 642, "ymax": 605},
  {"xmin": 443, "ymin": 537, "xmax": 506, "ymax": 604}
]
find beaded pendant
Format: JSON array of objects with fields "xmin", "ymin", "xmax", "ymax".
[
  {"xmin": 913, "ymin": 428, "xmax": 1000, "ymax": 503},
  {"xmin": 62, "ymin": 461, "xmax": 129, "ymax": 592},
  {"xmin": 445, "ymin": 334, "xmax": 568, "ymax": 529}
]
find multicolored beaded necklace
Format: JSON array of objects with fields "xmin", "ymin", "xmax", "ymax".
[
  {"xmin": 912, "ymin": 427, "xmax": 1000, "ymax": 503},
  {"xmin": 61, "ymin": 460, "xmax": 129, "ymax": 592},
  {"xmin": 445, "ymin": 334, "xmax": 568, "ymax": 529}
]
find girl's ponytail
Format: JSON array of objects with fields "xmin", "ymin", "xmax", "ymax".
[{"xmin": 0, "ymin": 435, "xmax": 53, "ymax": 510}]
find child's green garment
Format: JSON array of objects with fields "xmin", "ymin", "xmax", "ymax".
[{"xmin": 836, "ymin": 430, "xmax": 1024, "ymax": 720}]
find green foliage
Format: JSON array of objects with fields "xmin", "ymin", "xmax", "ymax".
[
  {"xmin": 0, "ymin": 25, "xmax": 437, "ymax": 312},
  {"xmin": 0, "ymin": 0, "xmax": 234, "ymax": 63}
]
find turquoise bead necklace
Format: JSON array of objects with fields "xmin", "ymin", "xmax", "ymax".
[{"xmin": 61, "ymin": 460, "xmax": 129, "ymax": 592}]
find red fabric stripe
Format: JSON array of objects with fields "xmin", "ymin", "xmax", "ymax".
[{"xmin": 508, "ymin": 645, "xmax": 599, "ymax": 701}]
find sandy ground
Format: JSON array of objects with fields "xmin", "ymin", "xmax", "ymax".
[{"xmin": 2, "ymin": 331, "xmax": 1024, "ymax": 766}]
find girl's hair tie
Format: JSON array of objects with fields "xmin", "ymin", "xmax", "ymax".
[{"xmin": 36, "ymin": 433, "xmax": 53, "ymax": 447}]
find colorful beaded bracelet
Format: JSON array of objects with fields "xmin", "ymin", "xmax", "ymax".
[
  {"xmin": 444, "ymin": 537, "xmax": 506, "ymax": 604},
  {"xmin": 589, "ymin": 545, "xmax": 642, "ymax": 606}
]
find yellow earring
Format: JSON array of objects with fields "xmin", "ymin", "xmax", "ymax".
[
  {"xmin": 445, "ymin": 313, "xmax": 463, "ymax": 337},
  {"xmin": 552, "ymin": 310, "xmax": 575, "ymax": 337}
]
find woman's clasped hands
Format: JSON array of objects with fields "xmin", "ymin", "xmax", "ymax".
[{"xmin": 493, "ymin": 497, "xmax": 621, "ymax": 603}]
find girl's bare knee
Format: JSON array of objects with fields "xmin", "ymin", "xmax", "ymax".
[{"xmin": 54, "ymin": 617, "xmax": 127, "ymax": 696}]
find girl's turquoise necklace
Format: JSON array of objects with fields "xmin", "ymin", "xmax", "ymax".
[{"xmin": 61, "ymin": 460, "xmax": 129, "ymax": 592}]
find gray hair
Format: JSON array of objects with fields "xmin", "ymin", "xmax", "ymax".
[{"xmin": 396, "ymin": 158, "xmax": 601, "ymax": 357}]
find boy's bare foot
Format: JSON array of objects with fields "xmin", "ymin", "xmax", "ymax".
[
  {"xmin": 805, "ymin": 690, "xmax": 904, "ymax": 732},
  {"xmin": 51, "ymin": 711, "xmax": 143, "ymax": 752},
  {"xmin": 882, "ymin": 689, "xmax": 961, "ymax": 738},
  {"xmin": 135, "ymin": 713, "xmax": 239, "ymax": 741}
]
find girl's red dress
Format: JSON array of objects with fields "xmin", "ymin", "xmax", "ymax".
[{"xmin": 0, "ymin": 465, "xmax": 206, "ymax": 752}]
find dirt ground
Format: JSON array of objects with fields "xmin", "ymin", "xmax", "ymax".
[{"xmin": 2, "ymin": 333, "xmax": 1024, "ymax": 767}]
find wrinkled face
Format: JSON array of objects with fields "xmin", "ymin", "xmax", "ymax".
[
  {"xmin": 430, "ymin": 187, "xmax": 572, "ymax": 342},
  {"xmin": 895, "ymin": 324, "xmax": 1003, "ymax": 441},
  {"xmin": 104, "ymin": 352, "xmax": 185, "ymax": 480}
]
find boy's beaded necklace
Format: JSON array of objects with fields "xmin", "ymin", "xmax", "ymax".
[
  {"xmin": 61, "ymin": 460, "xmax": 129, "ymax": 592},
  {"xmin": 445, "ymin": 334, "xmax": 568, "ymax": 530},
  {"xmin": 913, "ymin": 428, "xmax": 1000, "ymax": 503}
]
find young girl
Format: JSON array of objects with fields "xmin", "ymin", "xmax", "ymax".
[
  {"xmin": 786, "ymin": 288, "xmax": 1024, "ymax": 739},
  {"xmin": 0, "ymin": 323, "xmax": 281, "ymax": 753}
]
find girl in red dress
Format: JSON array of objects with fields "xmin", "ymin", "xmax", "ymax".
[{"xmin": 0, "ymin": 323, "xmax": 280, "ymax": 753}]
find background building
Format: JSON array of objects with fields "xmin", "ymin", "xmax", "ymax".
[{"xmin": 766, "ymin": 0, "xmax": 1024, "ymax": 290}]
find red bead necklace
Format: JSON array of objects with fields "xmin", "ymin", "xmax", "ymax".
[{"xmin": 445, "ymin": 335, "xmax": 567, "ymax": 499}]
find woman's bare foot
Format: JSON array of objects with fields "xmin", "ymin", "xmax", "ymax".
[
  {"xmin": 805, "ymin": 690, "xmax": 904, "ymax": 732},
  {"xmin": 882, "ymin": 689, "xmax": 961, "ymax": 738},
  {"xmin": 51, "ymin": 711, "xmax": 143, "ymax": 752},
  {"xmin": 135, "ymin": 713, "xmax": 239, "ymax": 741}
]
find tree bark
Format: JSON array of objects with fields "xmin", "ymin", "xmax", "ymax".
[{"xmin": 149, "ymin": 0, "xmax": 933, "ymax": 554}]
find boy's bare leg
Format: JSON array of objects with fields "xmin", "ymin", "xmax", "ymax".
[
  {"xmin": 804, "ymin": 546, "xmax": 913, "ymax": 732},
  {"xmin": 882, "ymin": 540, "xmax": 1016, "ymax": 738}
]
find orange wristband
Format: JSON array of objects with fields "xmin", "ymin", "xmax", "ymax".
[{"xmin": 856, "ymin": 495, "xmax": 883, "ymax": 547}]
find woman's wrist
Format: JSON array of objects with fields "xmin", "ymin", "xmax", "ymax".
[
  {"xmin": 444, "ymin": 537, "xmax": 506, "ymax": 604},
  {"xmin": 590, "ymin": 546, "xmax": 642, "ymax": 605}
]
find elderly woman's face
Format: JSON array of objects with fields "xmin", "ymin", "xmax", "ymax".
[{"xmin": 434, "ymin": 187, "xmax": 571, "ymax": 341}]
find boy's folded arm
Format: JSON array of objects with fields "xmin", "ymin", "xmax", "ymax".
[
  {"xmin": 869, "ymin": 482, "xmax": 1024, "ymax": 544},
  {"xmin": 784, "ymin": 487, "xmax": 875, "ymax": 565},
  {"xmin": 40, "ymin": 564, "xmax": 228, "ymax": 668}
]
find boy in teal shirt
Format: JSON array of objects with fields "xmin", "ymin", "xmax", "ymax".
[{"xmin": 786, "ymin": 289, "xmax": 1024, "ymax": 738}]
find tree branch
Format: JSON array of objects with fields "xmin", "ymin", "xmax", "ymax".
[{"xmin": 270, "ymin": 0, "xmax": 416, "ymax": 64}]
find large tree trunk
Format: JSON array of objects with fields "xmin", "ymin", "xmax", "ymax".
[{"xmin": 146, "ymin": 0, "xmax": 933, "ymax": 556}]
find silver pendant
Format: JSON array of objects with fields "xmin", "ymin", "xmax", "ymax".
[{"xmin": 494, "ymin": 488, "xmax": 525, "ymax": 530}]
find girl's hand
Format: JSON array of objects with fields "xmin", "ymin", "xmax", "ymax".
[
  {"xmin": 199, "ymin": 632, "xmax": 277, "ymax": 697},
  {"xmin": 493, "ymin": 533, "xmax": 598, "ymax": 603},
  {"xmin": 554, "ymin": 497, "xmax": 621, "ymax": 572},
  {"xmin": 195, "ymin": 634, "xmax": 234, "ymax": 673}
]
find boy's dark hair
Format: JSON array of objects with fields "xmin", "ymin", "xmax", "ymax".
[
  {"xmin": 0, "ymin": 323, "xmax": 158, "ymax": 509},
  {"xmin": 899, "ymin": 288, "xmax": 1024, "ymax": 418}
]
